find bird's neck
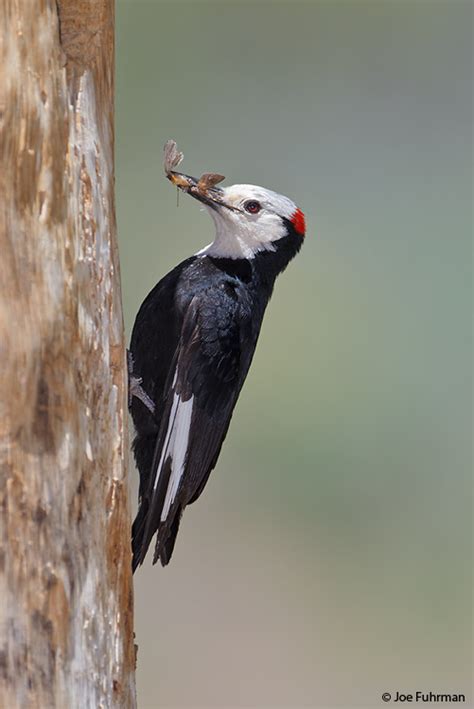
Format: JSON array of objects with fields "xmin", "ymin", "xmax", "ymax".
[
  {"xmin": 203, "ymin": 231, "xmax": 303, "ymax": 294},
  {"xmin": 250, "ymin": 232, "xmax": 304, "ymax": 288}
]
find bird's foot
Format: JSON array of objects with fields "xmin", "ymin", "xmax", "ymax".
[{"xmin": 127, "ymin": 349, "xmax": 155, "ymax": 414}]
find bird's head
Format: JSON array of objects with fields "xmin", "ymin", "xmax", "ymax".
[{"xmin": 168, "ymin": 171, "xmax": 306, "ymax": 260}]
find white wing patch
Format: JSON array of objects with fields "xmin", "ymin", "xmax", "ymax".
[{"xmin": 152, "ymin": 384, "xmax": 194, "ymax": 522}]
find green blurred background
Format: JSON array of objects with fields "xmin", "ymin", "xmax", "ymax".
[{"xmin": 116, "ymin": 1, "xmax": 472, "ymax": 707}]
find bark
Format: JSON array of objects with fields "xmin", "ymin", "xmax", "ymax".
[{"xmin": 0, "ymin": 1, "xmax": 136, "ymax": 707}]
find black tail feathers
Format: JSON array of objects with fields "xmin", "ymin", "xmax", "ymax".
[
  {"xmin": 132, "ymin": 502, "xmax": 183, "ymax": 572},
  {"xmin": 153, "ymin": 507, "xmax": 182, "ymax": 567}
]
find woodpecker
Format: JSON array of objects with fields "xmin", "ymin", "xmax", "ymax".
[{"xmin": 130, "ymin": 148, "xmax": 306, "ymax": 570}]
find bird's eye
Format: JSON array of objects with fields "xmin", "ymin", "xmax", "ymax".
[{"xmin": 244, "ymin": 200, "xmax": 261, "ymax": 214}]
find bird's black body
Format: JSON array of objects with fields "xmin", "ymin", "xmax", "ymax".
[{"xmin": 130, "ymin": 175, "xmax": 304, "ymax": 570}]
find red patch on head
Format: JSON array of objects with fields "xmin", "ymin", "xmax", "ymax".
[{"xmin": 291, "ymin": 208, "xmax": 306, "ymax": 236}]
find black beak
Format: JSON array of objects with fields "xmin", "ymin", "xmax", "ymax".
[{"xmin": 167, "ymin": 171, "xmax": 236, "ymax": 212}]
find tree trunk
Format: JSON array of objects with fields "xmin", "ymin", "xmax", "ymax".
[{"xmin": 0, "ymin": 1, "xmax": 136, "ymax": 707}]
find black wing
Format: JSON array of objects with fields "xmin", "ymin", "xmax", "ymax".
[
  {"xmin": 132, "ymin": 282, "xmax": 255, "ymax": 569},
  {"xmin": 129, "ymin": 262, "xmax": 188, "ymax": 499}
]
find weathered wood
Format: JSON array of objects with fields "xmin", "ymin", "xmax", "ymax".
[{"xmin": 0, "ymin": 1, "xmax": 136, "ymax": 706}]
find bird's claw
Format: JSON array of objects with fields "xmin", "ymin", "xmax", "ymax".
[{"xmin": 127, "ymin": 350, "xmax": 155, "ymax": 414}]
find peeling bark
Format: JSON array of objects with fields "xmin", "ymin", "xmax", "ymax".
[{"xmin": 0, "ymin": 1, "xmax": 136, "ymax": 707}]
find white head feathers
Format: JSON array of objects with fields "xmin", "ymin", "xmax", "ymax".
[{"xmin": 197, "ymin": 184, "xmax": 300, "ymax": 260}]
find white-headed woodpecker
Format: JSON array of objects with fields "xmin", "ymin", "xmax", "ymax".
[{"xmin": 130, "ymin": 144, "xmax": 306, "ymax": 569}]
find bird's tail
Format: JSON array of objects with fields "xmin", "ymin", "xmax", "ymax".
[
  {"xmin": 132, "ymin": 501, "xmax": 182, "ymax": 571},
  {"xmin": 131, "ymin": 500, "xmax": 149, "ymax": 572},
  {"xmin": 154, "ymin": 507, "xmax": 182, "ymax": 566}
]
